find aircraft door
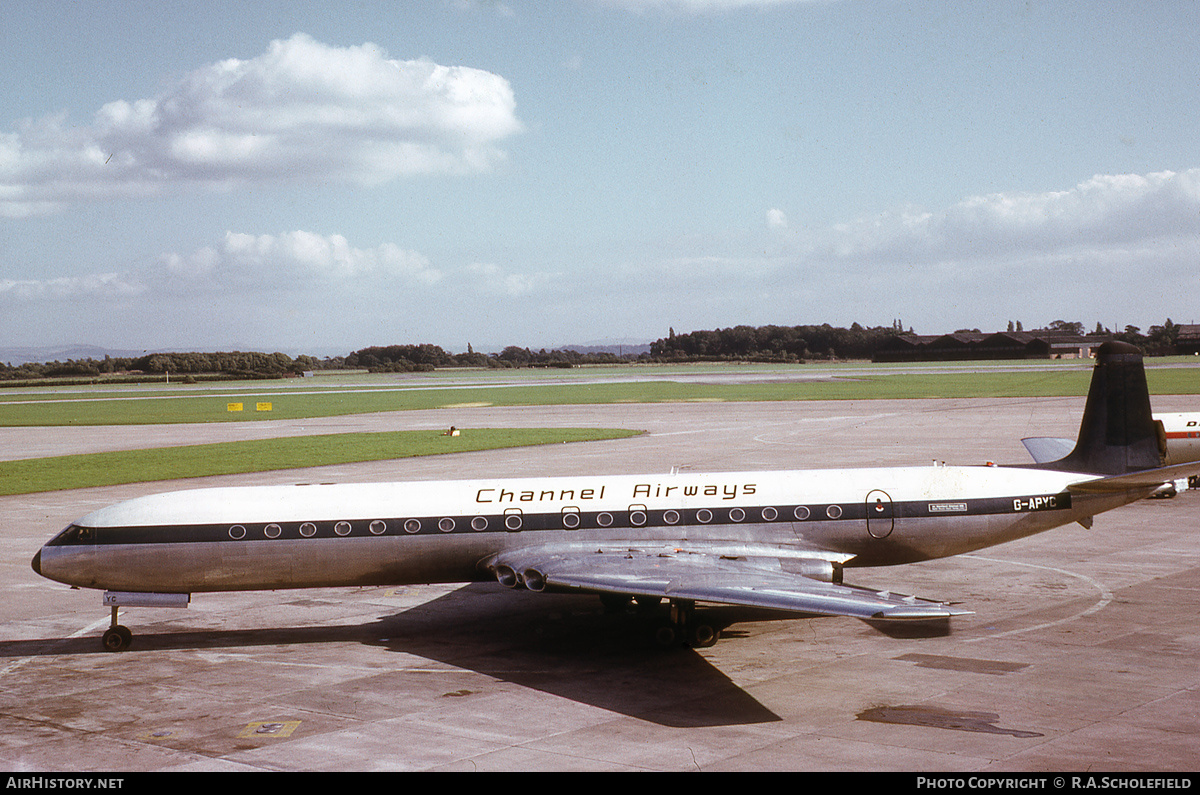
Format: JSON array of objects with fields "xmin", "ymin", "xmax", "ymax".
[{"xmin": 866, "ymin": 489, "xmax": 894, "ymax": 539}]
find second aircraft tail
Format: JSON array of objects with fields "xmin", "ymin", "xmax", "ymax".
[{"xmin": 1032, "ymin": 340, "xmax": 1164, "ymax": 476}]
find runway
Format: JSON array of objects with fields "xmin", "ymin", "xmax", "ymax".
[{"xmin": 2, "ymin": 396, "xmax": 1198, "ymax": 771}]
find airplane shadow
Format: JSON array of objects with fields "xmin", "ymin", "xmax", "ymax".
[
  {"xmin": 362, "ymin": 584, "xmax": 788, "ymax": 727},
  {"xmin": 3, "ymin": 584, "xmax": 804, "ymax": 727},
  {"xmin": 5, "ymin": 585, "xmax": 958, "ymax": 727}
]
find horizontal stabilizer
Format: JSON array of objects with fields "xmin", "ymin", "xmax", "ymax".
[{"xmin": 1022, "ymin": 437, "xmax": 1075, "ymax": 464}]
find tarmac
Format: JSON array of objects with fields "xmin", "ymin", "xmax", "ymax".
[{"xmin": 2, "ymin": 394, "xmax": 1198, "ymax": 771}]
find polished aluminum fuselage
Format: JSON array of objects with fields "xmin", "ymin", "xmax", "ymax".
[
  {"xmin": 35, "ymin": 464, "xmax": 1140, "ymax": 594},
  {"xmin": 1160, "ymin": 412, "xmax": 1200, "ymax": 466}
]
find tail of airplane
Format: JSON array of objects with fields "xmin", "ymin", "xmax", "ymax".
[{"xmin": 1033, "ymin": 340, "xmax": 1164, "ymax": 476}]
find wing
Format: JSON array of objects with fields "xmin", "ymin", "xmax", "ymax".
[{"xmin": 484, "ymin": 544, "xmax": 969, "ymax": 621}]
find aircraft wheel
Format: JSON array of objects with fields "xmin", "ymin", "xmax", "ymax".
[
  {"xmin": 653, "ymin": 624, "xmax": 679, "ymax": 649},
  {"xmin": 102, "ymin": 625, "xmax": 132, "ymax": 652},
  {"xmin": 689, "ymin": 623, "xmax": 719, "ymax": 648}
]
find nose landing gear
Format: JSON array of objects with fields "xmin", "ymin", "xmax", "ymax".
[
  {"xmin": 102, "ymin": 607, "xmax": 132, "ymax": 652},
  {"xmin": 98, "ymin": 591, "xmax": 190, "ymax": 652}
]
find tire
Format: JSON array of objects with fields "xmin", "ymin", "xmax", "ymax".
[{"xmin": 102, "ymin": 626, "xmax": 131, "ymax": 652}]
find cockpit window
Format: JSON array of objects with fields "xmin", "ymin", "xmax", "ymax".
[{"xmin": 47, "ymin": 524, "xmax": 93, "ymax": 545}]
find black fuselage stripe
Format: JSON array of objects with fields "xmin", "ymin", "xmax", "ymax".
[{"xmin": 50, "ymin": 493, "xmax": 1072, "ymax": 546}]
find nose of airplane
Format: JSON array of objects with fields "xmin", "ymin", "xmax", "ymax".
[{"xmin": 31, "ymin": 549, "xmax": 41, "ymax": 576}]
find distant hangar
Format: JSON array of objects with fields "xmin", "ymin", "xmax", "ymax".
[
  {"xmin": 873, "ymin": 331, "xmax": 1105, "ymax": 363},
  {"xmin": 874, "ymin": 325, "xmax": 1200, "ymax": 362}
]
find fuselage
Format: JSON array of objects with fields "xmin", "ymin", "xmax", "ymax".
[
  {"xmin": 1159, "ymin": 412, "xmax": 1200, "ymax": 466},
  {"xmin": 34, "ymin": 464, "xmax": 1140, "ymax": 595}
]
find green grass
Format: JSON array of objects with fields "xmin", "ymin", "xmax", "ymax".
[
  {"xmin": 4, "ymin": 359, "xmax": 1195, "ymax": 495},
  {"xmin": 0, "ymin": 428, "xmax": 642, "ymax": 496},
  {"xmin": 2, "ymin": 365, "xmax": 1197, "ymax": 427}
]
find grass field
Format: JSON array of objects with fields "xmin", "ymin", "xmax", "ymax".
[
  {"xmin": 1, "ymin": 364, "xmax": 1197, "ymax": 428},
  {"xmin": 3, "ymin": 360, "xmax": 1195, "ymax": 494},
  {"xmin": 0, "ymin": 428, "xmax": 642, "ymax": 496}
]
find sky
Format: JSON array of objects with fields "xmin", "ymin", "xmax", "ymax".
[{"xmin": 2, "ymin": 0, "xmax": 1198, "ymax": 356}]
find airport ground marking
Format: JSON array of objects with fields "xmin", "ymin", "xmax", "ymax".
[
  {"xmin": 238, "ymin": 720, "xmax": 301, "ymax": 739},
  {"xmin": 961, "ymin": 555, "xmax": 1114, "ymax": 641}
]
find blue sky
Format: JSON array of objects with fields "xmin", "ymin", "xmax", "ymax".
[{"xmin": 2, "ymin": 0, "xmax": 1198, "ymax": 356}]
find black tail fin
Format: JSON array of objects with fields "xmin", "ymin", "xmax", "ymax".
[{"xmin": 1036, "ymin": 341, "xmax": 1164, "ymax": 475}]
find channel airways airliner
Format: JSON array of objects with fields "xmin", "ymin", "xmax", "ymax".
[{"xmin": 31, "ymin": 342, "xmax": 1200, "ymax": 651}]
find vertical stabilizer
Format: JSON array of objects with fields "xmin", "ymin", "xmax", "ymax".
[{"xmin": 1037, "ymin": 341, "xmax": 1163, "ymax": 475}]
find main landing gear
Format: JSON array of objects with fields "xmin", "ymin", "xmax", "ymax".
[
  {"xmin": 599, "ymin": 594, "xmax": 720, "ymax": 649},
  {"xmin": 654, "ymin": 599, "xmax": 719, "ymax": 649}
]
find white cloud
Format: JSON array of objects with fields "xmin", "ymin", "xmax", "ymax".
[
  {"xmin": 0, "ymin": 230, "xmax": 441, "ymax": 305},
  {"xmin": 766, "ymin": 208, "xmax": 788, "ymax": 230},
  {"xmin": 465, "ymin": 261, "xmax": 557, "ymax": 297},
  {"xmin": 0, "ymin": 272, "xmax": 145, "ymax": 301},
  {"xmin": 818, "ymin": 168, "xmax": 1200, "ymax": 265},
  {"xmin": 5, "ymin": 169, "xmax": 1197, "ymax": 349},
  {"xmin": 588, "ymin": 168, "xmax": 1200, "ymax": 336},
  {"xmin": 0, "ymin": 34, "xmax": 522, "ymax": 216},
  {"xmin": 158, "ymin": 231, "xmax": 442, "ymax": 293}
]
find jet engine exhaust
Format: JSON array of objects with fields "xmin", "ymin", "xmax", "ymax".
[{"xmin": 495, "ymin": 565, "xmax": 518, "ymax": 588}]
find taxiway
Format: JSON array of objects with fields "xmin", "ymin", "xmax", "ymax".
[{"xmin": 2, "ymin": 396, "xmax": 1198, "ymax": 771}]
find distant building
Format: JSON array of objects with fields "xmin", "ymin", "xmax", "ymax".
[
  {"xmin": 873, "ymin": 331, "xmax": 1106, "ymax": 362},
  {"xmin": 1177, "ymin": 325, "xmax": 1200, "ymax": 355}
]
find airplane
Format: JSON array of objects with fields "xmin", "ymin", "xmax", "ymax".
[
  {"xmin": 31, "ymin": 341, "xmax": 1200, "ymax": 652},
  {"xmin": 1023, "ymin": 411, "xmax": 1200, "ymax": 497},
  {"xmin": 1157, "ymin": 412, "xmax": 1200, "ymax": 466},
  {"xmin": 1024, "ymin": 411, "xmax": 1200, "ymax": 468}
]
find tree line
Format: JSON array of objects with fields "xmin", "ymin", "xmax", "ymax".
[
  {"xmin": 1, "ymin": 318, "xmax": 1191, "ymax": 383},
  {"xmin": 0, "ymin": 351, "xmax": 332, "ymax": 383},
  {"xmin": 345, "ymin": 344, "xmax": 634, "ymax": 372},
  {"xmin": 649, "ymin": 323, "xmax": 897, "ymax": 362}
]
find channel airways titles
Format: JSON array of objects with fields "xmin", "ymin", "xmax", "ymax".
[{"xmin": 474, "ymin": 481, "xmax": 757, "ymax": 504}]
